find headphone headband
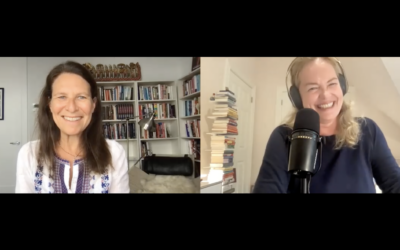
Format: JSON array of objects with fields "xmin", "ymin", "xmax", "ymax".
[{"xmin": 285, "ymin": 57, "xmax": 348, "ymax": 109}]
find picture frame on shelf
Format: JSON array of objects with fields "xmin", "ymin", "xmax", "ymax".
[
  {"xmin": 0, "ymin": 88, "xmax": 4, "ymax": 120},
  {"xmin": 191, "ymin": 57, "xmax": 200, "ymax": 71}
]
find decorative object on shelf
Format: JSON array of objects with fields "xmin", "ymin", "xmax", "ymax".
[
  {"xmin": 82, "ymin": 62, "xmax": 142, "ymax": 81},
  {"xmin": 0, "ymin": 88, "xmax": 3, "ymax": 120},
  {"xmin": 206, "ymin": 87, "xmax": 238, "ymax": 193},
  {"xmin": 191, "ymin": 57, "xmax": 200, "ymax": 71}
]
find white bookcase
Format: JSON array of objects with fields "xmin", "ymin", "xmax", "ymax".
[
  {"xmin": 176, "ymin": 67, "xmax": 201, "ymax": 176},
  {"xmin": 98, "ymin": 80, "xmax": 138, "ymax": 168},
  {"xmin": 98, "ymin": 80, "xmax": 179, "ymax": 169},
  {"xmin": 137, "ymin": 80, "xmax": 180, "ymax": 158},
  {"xmin": 98, "ymin": 66, "xmax": 200, "ymax": 172}
]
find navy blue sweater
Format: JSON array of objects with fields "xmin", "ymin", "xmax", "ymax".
[{"xmin": 253, "ymin": 117, "xmax": 400, "ymax": 193}]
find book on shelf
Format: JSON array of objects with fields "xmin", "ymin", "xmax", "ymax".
[
  {"xmin": 140, "ymin": 141, "xmax": 151, "ymax": 156},
  {"xmin": 188, "ymin": 139, "xmax": 200, "ymax": 160},
  {"xmin": 138, "ymin": 103, "xmax": 176, "ymax": 119},
  {"xmin": 103, "ymin": 122, "xmax": 136, "ymax": 140},
  {"xmin": 98, "ymin": 85, "xmax": 134, "ymax": 101},
  {"xmin": 183, "ymin": 74, "xmax": 200, "ymax": 96},
  {"xmin": 102, "ymin": 104, "xmax": 134, "ymax": 120},
  {"xmin": 208, "ymin": 88, "xmax": 238, "ymax": 193},
  {"xmin": 185, "ymin": 119, "xmax": 200, "ymax": 138},
  {"xmin": 184, "ymin": 97, "xmax": 199, "ymax": 116},
  {"xmin": 140, "ymin": 122, "xmax": 170, "ymax": 139},
  {"xmin": 192, "ymin": 57, "xmax": 200, "ymax": 71},
  {"xmin": 138, "ymin": 84, "xmax": 174, "ymax": 100}
]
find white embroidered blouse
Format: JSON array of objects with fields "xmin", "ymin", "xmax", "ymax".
[{"xmin": 15, "ymin": 139, "xmax": 130, "ymax": 193}]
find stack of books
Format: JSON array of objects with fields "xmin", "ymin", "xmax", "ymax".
[{"xmin": 207, "ymin": 88, "xmax": 238, "ymax": 193}]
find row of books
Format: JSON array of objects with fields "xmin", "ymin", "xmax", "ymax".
[
  {"xmin": 183, "ymin": 74, "xmax": 200, "ymax": 96},
  {"xmin": 138, "ymin": 84, "xmax": 174, "ymax": 100},
  {"xmin": 184, "ymin": 97, "xmax": 200, "ymax": 117},
  {"xmin": 98, "ymin": 86, "xmax": 134, "ymax": 101},
  {"xmin": 102, "ymin": 104, "xmax": 134, "ymax": 120},
  {"xmin": 138, "ymin": 103, "xmax": 176, "ymax": 119},
  {"xmin": 140, "ymin": 122, "xmax": 170, "ymax": 139},
  {"xmin": 185, "ymin": 119, "xmax": 200, "ymax": 138},
  {"xmin": 188, "ymin": 139, "xmax": 200, "ymax": 160},
  {"xmin": 208, "ymin": 88, "xmax": 238, "ymax": 193},
  {"xmin": 103, "ymin": 122, "xmax": 136, "ymax": 140}
]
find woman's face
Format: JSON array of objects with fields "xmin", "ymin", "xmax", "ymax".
[
  {"xmin": 298, "ymin": 58, "xmax": 344, "ymax": 124},
  {"xmin": 49, "ymin": 73, "xmax": 96, "ymax": 137}
]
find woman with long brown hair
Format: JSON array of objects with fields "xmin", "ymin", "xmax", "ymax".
[
  {"xmin": 253, "ymin": 57, "xmax": 400, "ymax": 193},
  {"xmin": 16, "ymin": 61, "xmax": 129, "ymax": 193}
]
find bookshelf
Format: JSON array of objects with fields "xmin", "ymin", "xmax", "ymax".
[
  {"xmin": 137, "ymin": 80, "xmax": 180, "ymax": 162},
  {"xmin": 98, "ymin": 65, "xmax": 200, "ymax": 174},
  {"xmin": 98, "ymin": 80, "xmax": 138, "ymax": 168},
  {"xmin": 98, "ymin": 80, "xmax": 179, "ymax": 169},
  {"xmin": 177, "ymin": 67, "xmax": 201, "ymax": 177}
]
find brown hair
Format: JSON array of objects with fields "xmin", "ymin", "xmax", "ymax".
[
  {"xmin": 283, "ymin": 57, "xmax": 363, "ymax": 149},
  {"xmin": 34, "ymin": 61, "xmax": 112, "ymax": 176}
]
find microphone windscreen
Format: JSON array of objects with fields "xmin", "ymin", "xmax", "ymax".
[{"xmin": 293, "ymin": 108, "xmax": 320, "ymax": 134}]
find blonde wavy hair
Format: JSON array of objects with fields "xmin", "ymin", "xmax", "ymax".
[{"xmin": 283, "ymin": 57, "xmax": 363, "ymax": 150}]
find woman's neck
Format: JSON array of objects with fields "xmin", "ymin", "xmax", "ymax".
[
  {"xmin": 320, "ymin": 118, "xmax": 338, "ymax": 136},
  {"xmin": 58, "ymin": 134, "xmax": 84, "ymax": 157}
]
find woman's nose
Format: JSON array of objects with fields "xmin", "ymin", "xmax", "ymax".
[{"xmin": 66, "ymin": 98, "xmax": 78, "ymax": 111}]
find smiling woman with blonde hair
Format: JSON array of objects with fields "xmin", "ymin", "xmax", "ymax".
[
  {"xmin": 253, "ymin": 57, "xmax": 400, "ymax": 193},
  {"xmin": 15, "ymin": 61, "xmax": 129, "ymax": 193}
]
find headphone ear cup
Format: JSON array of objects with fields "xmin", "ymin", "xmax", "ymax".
[
  {"xmin": 289, "ymin": 85, "xmax": 303, "ymax": 109},
  {"xmin": 338, "ymin": 73, "xmax": 347, "ymax": 95}
]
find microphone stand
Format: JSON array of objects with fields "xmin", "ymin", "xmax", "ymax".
[{"xmin": 296, "ymin": 136, "xmax": 324, "ymax": 194}]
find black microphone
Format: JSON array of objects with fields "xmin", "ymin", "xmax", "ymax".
[{"xmin": 287, "ymin": 108, "xmax": 320, "ymax": 193}]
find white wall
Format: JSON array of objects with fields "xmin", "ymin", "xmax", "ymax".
[
  {"xmin": 338, "ymin": 57, "xmax": 400, "ymax": 160},
  {"xmin": 251, "ymin": 57, "xmax": 295, "ymax": 184},
  {"xmin": 27, "ymin": 57, "xmax": 192, "ymax": 140},
  {"xmin": 200, "ymin": 57, "xmax": 258, "ymax": 179}
]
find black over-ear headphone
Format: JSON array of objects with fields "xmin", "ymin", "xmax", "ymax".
[{"xmin": 285, "ymin": 57, "xmax": 348, "ymax": 110}]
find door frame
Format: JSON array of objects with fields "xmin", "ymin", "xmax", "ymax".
[{"xmin": 223, "ymin": 58, "xmax": 256, "ymax": 193}]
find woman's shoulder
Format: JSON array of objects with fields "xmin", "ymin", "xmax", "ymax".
[
  {"xmin": 269, "ymin": 124, "xmax": 293, "ymax": 142},
  {"xmin": 354, "ymin": 116, "xmax": 384, "ymax": 143},
  {"xmin": 19, "ymin": 140, "xmax": 40, "ymax": 153},
  {"xmin": 355, "ymin": 116, "xmax": 379, "ymax": 130},
  {"xmin": 274, "ymin": 124, "xmax": 293, "ymax": 136},
  {"xmin": 105, "ymin": 139, "xmax": 124, "ymax": 152},
  {"xmin": 18, "ymin": 140, "xmax": 40, "ymax": 160}
]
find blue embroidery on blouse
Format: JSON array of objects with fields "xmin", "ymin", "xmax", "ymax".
[
  {"xmin": 101, "ymin": 174, "xmax": 110, "ymax": 193},
  {"xmin": 34, "ymin": 166, "xmax": 43, "ymax": 193}
]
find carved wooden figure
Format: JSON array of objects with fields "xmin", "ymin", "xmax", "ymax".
[
  {"xmin": 113, "ymin": 65, "xmax": 118, "ymax": 80},
  {"xmin": 109, "ymin": 65, "xmax": 113, "ymax": 79},
  {"xmin": 117, "ymin": 64, "xmax": 125, "ymax": 79},
  {"xmin": 96, "ymin": 64, "xmax": 103, "ymax": 80}
]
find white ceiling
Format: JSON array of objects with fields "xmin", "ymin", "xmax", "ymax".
[{"xmin": 380, "ymin": 57, "xmax": 400, "ymax": 95}]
